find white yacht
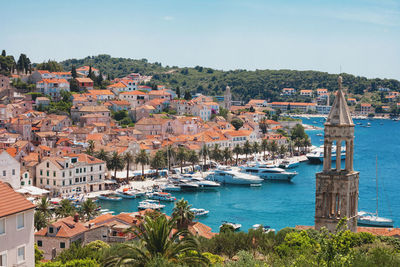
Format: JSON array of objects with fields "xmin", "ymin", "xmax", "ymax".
[
  {"xmin": 206, "ymin": 167, "xmax": 263, "ymax": 185},
  {"xmin": 279, "ymin": 159, "xmax": 300, "ymax": 169},
  {"xmin": 190, "ymin": 208, "xmax": 209, "ymax": 217},
  {"xmin": 306, "ymin": 145, "xmax": 346, "ymax": 163},
  {"xmin": 181, "ymin": 175, "xmax": 221, "ymax": 189},
  {"xmin": 357, "ymin": 211, "xmax": 394, "ymax": 228},
  {"xmin": 240, "ymin": 163, "xmax": 297, "ymax": 181}
]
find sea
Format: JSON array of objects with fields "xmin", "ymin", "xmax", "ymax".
[{"xmin": 98, "ymin": 118, "xmax": 400, "ymax": 232}]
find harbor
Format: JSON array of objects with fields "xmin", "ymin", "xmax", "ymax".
[{"xmin": 94, "ymin": 118, "xmax": 399, "ymax": 231}]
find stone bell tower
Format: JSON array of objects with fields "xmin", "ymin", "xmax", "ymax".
[
  {"xmin": 315, "ymin": 76, "xmax": 359, "ymax": 232},
  {"xmin": 224, "ymin": 85, "xmax": 232, "ymax": 110}
]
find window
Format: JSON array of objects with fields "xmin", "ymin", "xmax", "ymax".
[
  {"xmin": 2, "ymin": 171, "xmax": 5, "ymax": 176},
  {"xmin": 53, "ymin": 171, "xmax": 56, "ymax": 177},
  {"xmin": 76, "ymin": 169, "xmax": 79, "ymax": 174},
  {"xmin": 0, "ymin": 218, "xmax": 4, "ymax": 235},
  {"xmin": 40, "ymin": 178, "xmax": 43, "ymax": 184},
  {"xmin": 40, "ymin": 170, "xmax": 43, "ymax": 175},
  {"xmin": 17, "ymin": 213, "xmax": 24, "ymax": 230},
  {"xmin": 49, "ymin": 227, "xmax": 54, "ymax": 234},
  {"xmin": 0, "ymin": 251, "xmax": 6, "ymax": 267},
  {"xmin": 12, "ymin": 169, "xmax": 15, "ymax": 175},
  {"xmin": 17, "ymin": 246, "xmax": 25, "ymax": 263},
  {"xmin": 62, "ymin": 181, "xmax": 65, "ymax": 186},
  {"xmin": 62, "ymin": 172, "xmax": 65, "ymax": 178},
  {"xmin": 60, "ymin": 242, "xmax": 65, "ymax": 248},
  {"xmin": 53, "ymin": 180, "xmax": 56, "ymax": 186},
  {"xmin": 46, "ymin": 162, "xmax": 49, "ymax": 168},
  {"xmin": 24, "ymin": 173, "xmax": 28, "ymax": 178},
  {"xmin": 99, "ymin": 165, "xmax": 102, "ymax": 171},
  {"xmin": 46, "ymin": 171, "xmax": 49, "ymax": 177},
  {"xmin": 37, "ymin": 240, "xmax": 42, "ymax": 247}
]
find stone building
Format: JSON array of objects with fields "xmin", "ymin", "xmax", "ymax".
[{"xmin": 315, "ymin": 76, "xmax": 359, "ymax": 232}]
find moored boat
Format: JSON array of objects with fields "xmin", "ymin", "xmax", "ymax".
[
  {"xmin": 220, "ymin": 221, "xmax": 241, "ymax": 231},
  {"xmin": 138, "ymin": 199, "xmax": 165, "ymax": 210},
  {"xmin": 206, "ymin": 167, "xmax": 263, "ymax": 185},
  {"xmin": 252, "ymin": 224, "xmax": 276, "ymax": 233},
  {"xmin": 147, "ymin": 192, "xmax": 176, "ymax": 202},
  {"xmin": 190, "ymin": 208, "xmax": 209, "ymax": 217},
  {"xmin": 358, "ymin": 211, "xmax": 394, "ymax": 228},
  {"xmin": 306, "ymin": 145, "xmax": 346, "ymax": 163},
  {"xmin": 116, "ymin": 190, "xmax": 137, "ymax": 199},
  {"xmin": 279, "ymin": 159, "xmax": 300, "ymax": 169},
  {"xmin": 240, "ymin": 164, "xmax": 297, "ymax": 181},
  {"xmin": 98, "ymin": 194, "xmax": 122, "ymax": 201}
]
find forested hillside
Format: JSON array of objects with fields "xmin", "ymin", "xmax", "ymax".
[{"xmin": 59, "ymin": 54, "xmax": 400, "ymax": 102}]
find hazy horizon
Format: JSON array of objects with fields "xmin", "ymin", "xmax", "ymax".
[{"xmin": 2, "ymin": 0, "xmax": 400, "ymax": 80}]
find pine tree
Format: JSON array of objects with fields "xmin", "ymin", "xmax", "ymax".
[{"xmin": 71, "ymin": 65, "xmax": 77, "ymax": 79}]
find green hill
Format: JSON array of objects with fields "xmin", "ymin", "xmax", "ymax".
[{"xmin": 59, "ymin": 54, "xmax": 400, "ymax": 102}]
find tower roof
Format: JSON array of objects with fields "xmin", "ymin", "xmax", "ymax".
[{"xmin": 326, "ymin": 76, "xmax": 354, "ymax": 126}]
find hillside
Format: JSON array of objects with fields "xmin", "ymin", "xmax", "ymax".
[{"xmin": 59, "ymin": 54, "xmax": 400, "ymax": 102}]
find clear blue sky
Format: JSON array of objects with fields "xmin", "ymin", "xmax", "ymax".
[{"xmin": 2, "ymin": 0, "xmax": 400, "ymax": 79}]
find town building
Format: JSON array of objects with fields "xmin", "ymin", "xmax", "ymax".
[
  {"xmin": 0, "ymin": 150, "xmax": 21, "ymax": 189},
  {"xmin": 0, "ymin": 74, "xmax": 10, "ymax": 90},
  {"xmin": 75, "ymin": 77, "xmax": 94, "ymax": 90},
  {"xmin": 36, "ymin": 79, "xmax": 70, "ymax": 100},
  {"xmin": 35, "ymin": 154, "xmax": 106, "ymax": 196},
  {"xmin": 223, "ymin": 86, "xmax": 232, "ymax": 110},
  {"xmin": 300, "ymin": 90, "xmax": 313, "ymax": 97},
  {"xmin": 315, "ymin": 76, "xmax": 359, "ymax": 232},
  {"xmin": 270, "ymin": 102, "xmax": 316, "ymax": 113},
  {"xmin": 76, "ymin": 66, "xmax": 100, "ymax": 76},
  {"xmin": 0, "ymin": 181, "xmax": 36, "ymax": 267},
  {"xmin": 360, "ymin": 103, "xmax": 373, "ymax": 115},
  {"xmin": 316, "ymin": 88, "xmax": 328, "ymax": 96},
  {"xmin": 282, "ymin": 88, "xmax": 295, "ymax": 95}
]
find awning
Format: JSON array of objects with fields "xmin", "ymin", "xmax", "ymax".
[{"xmin": 16, "ymin": 186, "xmax": 50, "ymax": 196}]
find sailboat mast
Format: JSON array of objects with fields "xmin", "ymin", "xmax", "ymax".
[{"xmin": 376, "ymin": 155, "xmax": 378, "ymax": 216}]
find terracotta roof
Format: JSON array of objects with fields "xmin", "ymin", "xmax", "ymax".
[
  {"xmin": 120, "ymin": 91, "xmax": 147, "ymax": 96},
  {"xmin": 0, "ymin": 181, "xmax": 35, "ymax": 218},
  {"xmin": 88, "ymin": 89, "xmax": 114, "ymax": 96},
  {"xmin": 270, "ymin": 102, "xmax": 316, "ymax": 106},
  {"xmin": 107, "ymin": 82, "xmax": 127, "ymax": 88},
  {"xmin": 76, "ymin": 77, "xmax": 93, "ymax": 83},
  {"xmin": 35, "ymin": 216, "xmax": 89, "ymax": 238},
  {"xmin": 37, "ymin": 78, "xmax": 68, "ymax": 84}
]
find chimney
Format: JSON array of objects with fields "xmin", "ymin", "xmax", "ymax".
[{"xmin": 73, "ymin": 213, "xmax": 79, "ymax": 222}]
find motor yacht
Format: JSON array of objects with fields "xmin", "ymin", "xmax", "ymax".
[
  {"xmin": 116, "ymin": 190, "xmax": 137, "ymax": 199},
  {"xmin": 306, "ymin": 145, "xmax": 346, "ymax": 163},
  {"xmin": 240, "ymin": 163, "xmax": 297, "ymax": 181},
  {"xmin": 146, "ymin": 192, "xmax": 176, "ymax": 202},
  {"xmin": 138, "ymin": 199, "xmax": 165, "ymax": 210},
  {"xmin": 279, "ymin": 159, "xmax": 300, "ymax": 169},
  {"xmin": 162, "ymin": 184, "xmax": 181, "ymax": 192},
  {"xmin": 181, "ymin": 175, "xmax": 221, "ymax": 189},
  {"xmin": 252, "ymin": 224, "xmax": 276, "ymax": 234},
  {"xmin": 206, "ymin": 167, "xmax": 263, "ymax": 185},
  {"xmin": 190, "ymin": 208, "xmax": 209, "ymax": 217},
  {"xmin": 97, "ymin": 194, "xmax": 122, "ymax": 201}
]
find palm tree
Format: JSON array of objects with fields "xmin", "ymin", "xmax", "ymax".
[
  {"xmin": 123, "ymin": 152, "xmax": 134, "ymax": 182},
  {"xmin": 279, "ymin": 144, "xmax": 287, "ymax": 158},
  {"xmin": 176, "ymin": 147, "xmax": 187, "ymax": 173},
  {"xmin": 55, "ymin": 199, "xmax": 76, "ymax": 218},
  {"xmin": 86, "ymin": 140, "xmax": 95, "ymax": 156},
  {"xmin": 79, "ymin": 199, "xmax": 98, "ymax": 221},
  {"xmin": 199, "ymin": 144, "xmax": 208, "ymax": 166},
  {"xmin": 242, "ymin": 140, "xmax": 252, "ymax": 160},
  {"xmin": 109, "ymin": 152, "xmax": 125, "ymax": 179},
  {"xmin": 135, "ymin": 149, "xmax": 150, "ymax": 177},
  {"xmin": 252, "ymin": 141, "xmax": 260, "ymax": 155},
  {"xmin": 95, "ymin": 149, "xmax": 109, "ymax": 162},
  {"xmin": 34, "ymin": 211, "xmax": 48, "ymax": 231},
  {"xmin": 261, "ymin": 139, "xmax": 268, "ymax": 159},
  {"xmin": 210, "ymin": 144, "xmax": 222, "ymax": 163},
  {"xmin": 233, "ymin": 144, "xmax": 242, "ymax": 165},
  {"xmin": 150, "ymin": 150, "xmax": 166, "ymax": 176},
  {"xmin": 270, "ymin": 140, "xmax": 279, "ymax": 158},
  {"xmin": 187, "ymin": 150, "xmax": 199, "ymax": 172},
  {"xmin": 172, "ymin": 199, "xmax": 194, "ymax": 230},
  {"xmin": 294, "ymin": 138, "xmax": 303, "ymax": 153},
  {"xmin": 103, "ymin": 216, "xmax": 206, "ymax": 266},
  {"xmin": 37, "ymin": 196, "xmax": 52, "ymax": 220},
  {"xmin": 222, "ymin": 147, "xmax": 233, "ymax": 165},
  {"xmin": 303, "ymin": 137, "xmax": 312, "ymax": 152}
]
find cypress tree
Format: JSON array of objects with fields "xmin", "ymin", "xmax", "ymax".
[
  {"xmin": 71, "ymin": 65, "xmax": 77, "ymax": 79},
  {"xmin": 176, "ymin": 86, "xmax": 181, "ymax": 99},
  {"xmin": 87, "ymin": 65, "xmax": 92, "ymax": 78},
  {"xmin": 184, "ymin": 90, "xmax": 192, "ymax": 100},
  {"xmin": 1, "ymin": 50, "xmax": 5, "ymax": 57}
]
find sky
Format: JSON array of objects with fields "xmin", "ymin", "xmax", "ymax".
[{"xmin": 1, "ymin": 0, "xmax": 400, "ymax": 79}]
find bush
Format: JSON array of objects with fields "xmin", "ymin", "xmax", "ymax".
[{"xmin": 37, "ymin": 259, "xmax": 99, "ymax": 267}]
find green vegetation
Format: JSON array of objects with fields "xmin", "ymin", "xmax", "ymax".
[
  {"xmin": 58, "ymin": 55, "xmax": 400, "ymax": 103},
  {"xmin": 36, "ymin": 60, "xmax": 64, "ymax": 72}
]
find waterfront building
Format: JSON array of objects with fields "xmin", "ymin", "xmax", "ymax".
[
  {"xmin": 300, "ymin": 89, "xmax": 313, "ymax": 97},
  {"xmin": 35, "ymin": 154, "xmax": 106, "ymax": 196},
  {"xmin": 247, "ymin": 99, "xmax": 268, "ymax": 108},
  {"xmin": 360, "ymin": 103, "xmax": 373, "ymax": 115},
  {"xmin": 282, "ymin": 88, "xmax": 295, "ymax": 95},
  {"xmin": 0, "ymin": 181, "xmax": 36, "ymax": 267},
  {"xmin": 315, "ymin": 76, "xmax": 359, "ymax": 232},
  {"xmin": 317, "ymin": 88, "xmax": 328, "ymax": 96},
  {"xmin": 269, "ymin": 102, "xmax": 316, "ymax": 113}
]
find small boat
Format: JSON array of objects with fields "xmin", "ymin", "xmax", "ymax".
[
  {"xmin": 179, "ymin": 181, "xmax": 200, "ymax": 190},
  {"xmin": 279, "ymin": 159, "xmax": 300, "ymax": 169},
  {"xmin": 163, "ymin": 184, "xmax": 181, "ymax": 192},
  {"xmin": 316, "ymin": 133, "xmax": 323, "ymax": 137},
  {"xmin": 147, "ymin": 192, "xmax": 176, "ymax": 202},
  {"xmin": 252, "ymin": 224, "xmax": 276, "ymax": 234},
  {"xmin": 116, "ymin": 190, "xmax": 136, "ymax": 199},
  {"xmin": 190, "ymin": 208, "xmax": 209, "ymax": 217},
  {"xmin": 313, "ymin": 121, "xmax": 317, "ymax": 123},
  {"xmin": 220, "ymin": 221, "xmax": 241, "ymax": 231},
  {"xmin": 98, "ymin": 194, "xmax": 122, "ymax": 201},
  {"xmin": 138, "ymin": 200, "xmax": 165, "ymax": 210}
]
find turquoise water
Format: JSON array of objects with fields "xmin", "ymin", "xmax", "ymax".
[{"xmin": 98, "ymin": 118, "xmax": 400, "ymax": 232}]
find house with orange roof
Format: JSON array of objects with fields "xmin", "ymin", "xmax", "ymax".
[
  {"xmin": 147, "ymin": 89, "xmax": 172, "ymax": 101},
  {"xmin": 282, "ymin": 88, "xmax": 295, "ymax": 95},
  {"xmin": 109, "ymin": 100, "xmax": 131, "ymax": 112},
  {"xmin": 148, "ymin": 98, "xmax": 169, "ymax": 113},
  {"xmin": 75, "ymin": 77, "xmax": 94, "ymax": 90},
  {"xmin": 72, "ymin": 93, "xmax": 94, "ymax": 106},
  {"xmin": 0, "ymin": 150, "xmax": 21, "ymax": 189},
  {"xmin": 0, "ymin": 181, "xmax": 36, "ymax": 266},
  {"xmin": 193, "ymin": 102, "xmax": 219, "ymax": 121},
  {"xmin": 316, "ymin": 88, "xmax": 328, "ymax": 96},
  {"xmin": 223, "ymin": 129, "xmax": 258, "ymax": 147},
  {"xmin": 87, "ymin": 89, "xmax": 115, "ymax": 101},
  {"xmin": 300, "ymin": 89, "xmax": 313, "ymax": 97},
  {"xmin": 107, "ymin": 81, "xmax": 128, "ymax": 95},
  {"xmin": 263, "ymin": 133, "xmax": 288, "ymax": 146},
  {"xmin": 52, "ymin": 71, "xmax": 72, "ymax": 80},
  {"xmin": 119, "ymin": 90, "xmax": 148, "ymax": 107},
  {"xmin": 71, "ymin": 105, "xmax": 110, "ymax": 123},
  {"xmin": 192, "ymin": 94, "xmax": 214, "ymax": 104},
  {"xmin": 247, "ymin": 99, "xmax": 268, "ymax": 107},
  {"xmin": 30, "ymin": 69, "xmax": 54, "ymax": 83},
  {"xmin": 360, "ymin": 103, "xmax": 373, "ymax": 115},
  {"xmin": 35, "ymin": 215, "xmax": 108, "ymax": 260},
  {"xmin": 347, "ymin": 98, "xmax": 357, "ymax": 104},
  {"xmin": 36, "ymin": 78, "xmax": 70, "ymax": 100},
  {"xmin": 382, "ymin": 105, "xmax": 390, "ymax": 112},
  {"xmin": 134, "ymin": 116, "xmax": 173, "ymax": 136},
  {"xmin": 129, "ymin": 105, "xmax": 155, "ymax": 122},
  {"xmin": 76, "ymin": 66, "xmax": 99, "ymax": 76},
  {"xmin": 36, "ymin": 153, "xmax": 106, "ymax": 196},
  {"xmin": 170, "ymin": 99, "xmax": 195, "ymax": 115}
]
